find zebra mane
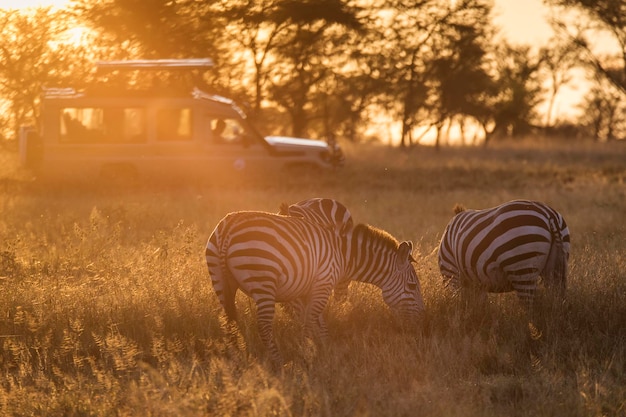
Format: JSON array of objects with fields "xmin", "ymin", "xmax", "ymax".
[
  {"xmin": 353, "ymin": 223, "xmax": 399, "ymax": 251},
  {"xmin": 453, "ymin": 203, "xmax": 466, "ymax": 214}
]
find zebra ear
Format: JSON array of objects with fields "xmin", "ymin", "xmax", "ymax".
[
  {"xmin": 397, "ymin": 241, "xmax": 414, "ymax": 264},
  {"xmin": 278, "ymin": 202, "xmax": 290, "ymax": 215}
]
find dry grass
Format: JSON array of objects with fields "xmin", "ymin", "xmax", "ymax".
[{"xmin": 0, "ymin": 140, "xmax": 625, "ymax": 416}]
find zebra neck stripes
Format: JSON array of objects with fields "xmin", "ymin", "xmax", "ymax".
[
  {"xmin": 341, "ymin": 223, "xmax": 424, "ymax": 318},
  {"xmin": 279, "ymin": 198, "xmax": 425, "ymax": 318},
  {"xmin": 345, "ymin": 223, "xmax": 402, "ymax": 285}
]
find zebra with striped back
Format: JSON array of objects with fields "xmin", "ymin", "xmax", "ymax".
[
  {"xmin": 279, "ymin": 198, "xmax": 353, "ymax": 304},
  {"xmin": 438, "ymin": 199, "xmax": 570, "ymax": 309},
  {"xmin": 280, "ymin": 198, "xmax": 424, "ymax": 316},
  {"xmin": 279, "ymin": 197, "xmax": 354, "ymax": 236},
  {"xmin": 205, "ymin": 211, "xmax": 345, "ymax": 364},
  {"xmin": 206, "ymin": 208, "xmax": 424, "ymax": 363}
]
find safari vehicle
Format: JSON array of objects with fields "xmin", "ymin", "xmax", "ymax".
[{"xmin": 19, "ymin": 59, "xmax": 343, "ymax": 183}]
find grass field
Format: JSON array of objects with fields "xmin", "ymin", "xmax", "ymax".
[{"xmin": 0, "ymin": 140, "xmax": 625, "ymax": 416}]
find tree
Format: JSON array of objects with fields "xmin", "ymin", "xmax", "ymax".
[
  {"xmin": 539, "ymin": 36, "xmax": 580, "ymax": 127},
  {"xmin": 73, "ymin": 0, "xmax": 363, "ymax": 138},
  {"xmin": 480, "ymin": 43, "xmax": 545, "ymax": 144},
  {"xmin": 213, "ymin": 0, "xmax": 290, "ymax": 118},
  {"xmin": 72, "ymin": 0, "xmax": 262, "ymax": 107},
  {"xmin": 545, "ymin": 0, "xmax": 626, "ymax": 94},
  {"xmin": 579, "ymin": 77, "xmax": 626, "ymax": 140},
  {"xmin": 73, "ymin": 0, "xmax": 224, "ymax": 59},
  {"xmin": 428, "ymin": 0, "xmax": 495, "ymax": 148},
  {"xmin": 367, "ymin": 0, "xmax": 444, "ymax": 148},
  {"xmin": 0, "ymin": 8, "xmax": 92, "ymax": 141},
  {"xmin": 264, "ymin": 0, "xmax": 362, "ymax": 137},
  {"xmin": 362, "ymin": 0, "xmax": 496, "ymax": 148}
]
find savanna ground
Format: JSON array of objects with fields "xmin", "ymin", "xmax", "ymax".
[{"xmin": 0, "ymin": 139, "xmax": 625, "ymax": 416}]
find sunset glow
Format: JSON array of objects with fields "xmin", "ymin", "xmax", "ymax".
[
  {"xmin": 2, "ymin": 0, "xmax": 558, "ymax": 46},
  {"xmin": 0, "ymin": 0, "xmax": 70, "ymax": 8}
]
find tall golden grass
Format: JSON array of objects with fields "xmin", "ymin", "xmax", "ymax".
[{"xmin": 0, "ymin": 140, "xmax": 624, "ymax": 416}]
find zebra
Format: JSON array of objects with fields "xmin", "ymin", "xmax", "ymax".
[
  {"xmin": 205, "ymin": 211, "xmax": 344, "ymax": 364},
  {"xmin": 205, "ymin": 210, "xmax": 424, "ymax": 363},
  {"xmin": 279, "ymin": 197, "xmax": 423, "ymax": 313},
  {"xmin": 438, "ymin": 199, "xmax": 570, "ymax": 309},
  {"xmin": 342, "ymin": 223, "xmax": 424, "ymax": 318},
  {"xmin": 279, "ymin": 197, "xmax": 354, "ymax": 236}
]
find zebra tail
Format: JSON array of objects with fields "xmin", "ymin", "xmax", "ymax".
[
  {"xmin": 544, "ymin": 218, "xmax": 567, "ymax": 295},
  {"xmin": 207, "ymin": 225, "xmax": 238, "ymax": 321},
  {"xmin": 220, "ymin": 258, "xmax": 238, "ymax": 321}
]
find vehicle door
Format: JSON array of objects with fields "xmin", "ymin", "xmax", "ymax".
[{"xmin": 199, "ymin": 113, "xmax": 276, "ymax": 174}]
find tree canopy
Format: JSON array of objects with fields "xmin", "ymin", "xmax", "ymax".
[
  {"xmin": 1, "ymin": 0, "xmax": 625, "ymax": 145},
  {"xmin": 545, "ymin": 0, "xmax": 626, "ymax": 140}
]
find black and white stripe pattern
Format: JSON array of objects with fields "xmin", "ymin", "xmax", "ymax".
[
  {"xmin": 438, "ymin": 200, "xmax": 570, "ymax": 307},
  {"xmin": 280, "ymin": 198, "xmax": 424, "ymax": 317},
  {"xmin": 344, "ymin": 223, "xmax": 424, "ymax": 319},
  {"xmin": 279, "ymin": 197, "xmax": 354, "ymax": 236},
  {"xmin": 205, "ymin": 211, "xmax": 343, "ymax": 363},
  {"xmin": 206, "ymin": 207, "xmax": 425, "ymax": 363}
]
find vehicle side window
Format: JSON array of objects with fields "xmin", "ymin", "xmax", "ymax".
[
  {"xmin": 60, "ymin": 107, "xmax": 146, "ymax": 143},
  {"xmin": 209, "ymin": 118, "xmax": 245, "ymax": 144},
  {"xmin": 156, "ymin": 108, "xmax": 192, "ymax": 141}
]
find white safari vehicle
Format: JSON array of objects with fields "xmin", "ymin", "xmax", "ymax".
[{"xmin": 20, "ymin": 59, "xmax": 343, "ymax": 183}]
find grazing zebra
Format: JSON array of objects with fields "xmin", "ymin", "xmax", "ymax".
[
  {"xmin": 279, "ymin": 197, "xmax": 353, "ymax": 236},
  {"xmin": 280, "ymin": 197, "xmax": 424, "ymax": 314},
  {"xmin": 206, "ymin": 210, "xmax": 424, "ymax": 363},
  {"xmin": 205, "ymin": 211, "xmax": 344, "ymax": 363},
  {"xmin": 438, "ymin": 200, "xmax": 570, "ymax": 308},
  {"xmin": 343, "ymin": 223, "xmax": 424, "ymax": 319}
]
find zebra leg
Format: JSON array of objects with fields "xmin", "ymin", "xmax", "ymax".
[
  {"xmin": 250, "ymin": 284, "xmax": 283, "ymax": 364},
  {"xmin": 304, "ymin": 285, "xmax": 333, "ymax": 341},
  {"xmin": 333, "ymin": 278, "xmax": 350, "ymax": 303},
  {"xmin": 283, "ymin": 298, "xmax": 306, "ymax": 322},
  {"xmin": 464, "ymin": 285, "xmax": 488, "ymax": 306},
  {"xmin": 443, "ymin": 274, "xmax": 462, "ymax": 298},
  {"xmin": 511, "ymin": 276, "xmax": 545, "ymax": 344},
  {"xmin": 256, "ymin": 300, "xmax": 282, "ymax": 364},
  {"xmin": 511, "ymin": 277, "xmax": 538, "ymax": 311}
]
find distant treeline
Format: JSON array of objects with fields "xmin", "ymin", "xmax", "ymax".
[{"xmin": 0, "ymin": 0, "xmax": 624, "ymax": 146}]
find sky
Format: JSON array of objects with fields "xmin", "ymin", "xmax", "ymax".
[{"xmin": 493, "ymin": 0, "xmax": 555, "ymax": 45}]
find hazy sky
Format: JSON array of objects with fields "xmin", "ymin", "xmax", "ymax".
[{"xmin": 493, "ymin": 0, "xmax": 554, "ymax": 45}]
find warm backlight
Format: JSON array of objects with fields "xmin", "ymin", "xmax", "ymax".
[{"xmin": 0, "ymin": 0, "xmax": 70, "ymax": 8}]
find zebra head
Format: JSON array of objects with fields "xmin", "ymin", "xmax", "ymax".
[{"xmin": 382, "ymin": 241, "xmax": 425, "ymax": 320}]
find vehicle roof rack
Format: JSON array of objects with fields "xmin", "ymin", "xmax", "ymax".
[
  {"xmin": 96, "ymin": 58, "xmax": 214, "ymax": 71},
  {"xmin": 42, "ymin": 87, "xmax": 84, "ymax": 98}
]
